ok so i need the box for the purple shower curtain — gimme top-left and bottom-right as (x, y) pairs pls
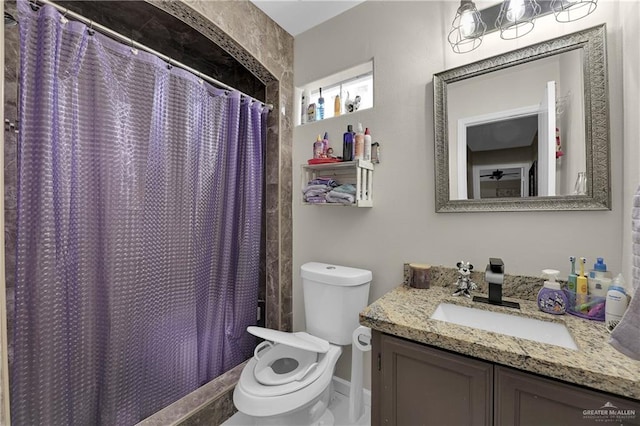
(12, 2), (266, 424)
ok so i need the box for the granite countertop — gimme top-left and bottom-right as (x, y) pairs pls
(360, 284), (640, 401)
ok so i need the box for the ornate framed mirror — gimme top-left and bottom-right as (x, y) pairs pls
(434, 24), (609, 212)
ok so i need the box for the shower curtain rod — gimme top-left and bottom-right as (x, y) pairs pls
(32, 0), (274, 111)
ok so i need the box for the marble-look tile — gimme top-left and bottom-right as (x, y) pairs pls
(361, 285), (640, 400)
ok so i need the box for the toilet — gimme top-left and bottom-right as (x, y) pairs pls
(233, 262), (372, 425)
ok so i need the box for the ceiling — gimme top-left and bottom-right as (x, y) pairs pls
(249, 0), (366, 36)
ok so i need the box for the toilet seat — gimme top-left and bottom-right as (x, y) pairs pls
(247, 327), (330, 389)
(240, 327), (333, 397)
(253, 342), (319, 386)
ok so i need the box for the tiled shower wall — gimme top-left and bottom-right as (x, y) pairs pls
(2, 0), (293, 424)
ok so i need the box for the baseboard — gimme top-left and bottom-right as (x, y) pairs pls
(332, 376), (371, 407)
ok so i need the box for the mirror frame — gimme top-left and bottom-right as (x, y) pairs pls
(433, 24), (610, 212)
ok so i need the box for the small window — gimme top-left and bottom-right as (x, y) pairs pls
(298, 60), (373, 125)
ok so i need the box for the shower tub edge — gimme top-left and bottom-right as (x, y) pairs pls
(136, 360), (246, 426)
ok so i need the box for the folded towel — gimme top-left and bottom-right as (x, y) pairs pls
(609, 293), (640, 360)
(609, 182), (640, 360)
(302, 184), (331, 195)
(326, 190), (355, 204)
(305, 195), (327, 204)
(304, 189), (330, 198)
(309, 177), (338, 187)
(333, 183), (357, 195)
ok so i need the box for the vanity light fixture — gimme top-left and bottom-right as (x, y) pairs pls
(551, 0), (597, 22)
(448, 0), (487, 54)
(448, 0), (598, 53)
(495, 0), (541, 40)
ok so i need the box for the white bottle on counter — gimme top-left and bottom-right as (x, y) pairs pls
(605, 274), (629, 332)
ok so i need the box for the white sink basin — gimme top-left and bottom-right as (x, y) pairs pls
(430, 303), (578, 350)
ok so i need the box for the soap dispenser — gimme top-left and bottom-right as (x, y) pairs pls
(537, 269), (568, 315)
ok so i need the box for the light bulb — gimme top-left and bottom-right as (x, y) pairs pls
(460, 9), (477, 38)
(506, 0), (526, 21)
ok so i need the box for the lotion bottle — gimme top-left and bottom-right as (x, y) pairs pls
(588, 257), (612, 298)
(354, 123), (364, 160)
(364, 128), (372, 161)
(605, 274), (629, 332)
(334, 94), (341, 117)
(537, 269), (567, 314)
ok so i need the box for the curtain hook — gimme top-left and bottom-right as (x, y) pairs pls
(60, 8), (69, 24)
(197, 72), (204, 85)
(166, 59), (173, 70)
(129, 37), (138, 55)
(87, 20), (95, 36)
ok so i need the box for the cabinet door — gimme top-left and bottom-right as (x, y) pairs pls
(495, 365), (640, 426)
(373, 331), (493, 426)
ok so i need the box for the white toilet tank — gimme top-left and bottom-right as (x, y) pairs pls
(300, 262), (372, 345)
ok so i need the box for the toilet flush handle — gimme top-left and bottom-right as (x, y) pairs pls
(253, 341), (273, 361)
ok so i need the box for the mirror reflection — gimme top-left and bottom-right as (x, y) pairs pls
(448, 49), (584, 200)
(433, 25), (610, 212)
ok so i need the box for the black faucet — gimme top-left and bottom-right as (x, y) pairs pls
(473, 258), (520, 309)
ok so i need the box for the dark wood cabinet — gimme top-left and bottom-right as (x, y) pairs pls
(372, 331), (640, 426)
(372, 331), (493, 425)
(495, 366), (640, 426)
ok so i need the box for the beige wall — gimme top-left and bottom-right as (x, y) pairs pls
(293, 1), (627, 387)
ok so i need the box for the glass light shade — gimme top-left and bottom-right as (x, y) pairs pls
(551, 0), (597, 22)
(495, 0), (541, 40)
(448, 0), (486, 54)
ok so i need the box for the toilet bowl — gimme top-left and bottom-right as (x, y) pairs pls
(234, 329), (342, 423)
(232, 262), (372, 425)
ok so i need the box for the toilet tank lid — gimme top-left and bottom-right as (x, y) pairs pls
(301, 262), (372, 286)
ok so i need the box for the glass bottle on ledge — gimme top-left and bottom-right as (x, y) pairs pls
(573, 172), (587, 195)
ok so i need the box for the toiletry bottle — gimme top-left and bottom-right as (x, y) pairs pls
(576, 257), (588, 306)
(354, 123), (365, 160)
(313, 135), (324, 159)
(364, 128), (372, 161)
(301, 90), (309, 125)
(537, 269), (567, 315)
(334, 94), (341, 117)
(371, 142), (380, 163)
(317, 88), (324, 120)
(605, 274), (629, 332)
(343, 125), (354, 162)
(567, 256), (577, 292)
(588, 257), (612, 298)
(307, 102), (316, 123)
(322, 132), (330, 157)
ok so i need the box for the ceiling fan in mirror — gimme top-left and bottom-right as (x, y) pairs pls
(480, 169), (520, 180)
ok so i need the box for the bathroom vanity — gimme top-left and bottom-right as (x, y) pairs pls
(361, 285), (640, 425)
